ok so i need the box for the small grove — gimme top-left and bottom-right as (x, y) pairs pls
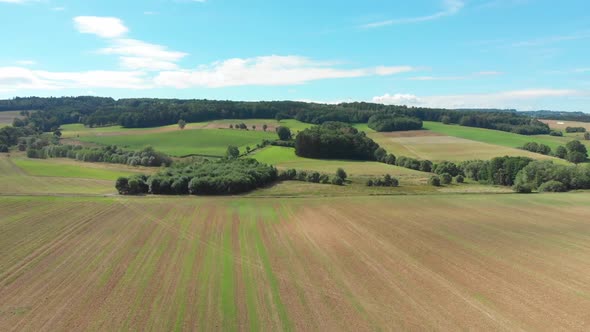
(115, 158), (349, 196)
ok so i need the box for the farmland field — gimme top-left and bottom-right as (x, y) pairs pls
(60, 119), (311, 139)
(2, 194), (590, 330)
(423, 121), (582, 150)
(368, 130), (560, 162)
(0, 111), (23, 127)
(0, 154), (143, 195)
(76, 129), (276, 157)
(541, 119), (590, 132)
(252, 146), (429, 182)
(11, 157), (144, 181)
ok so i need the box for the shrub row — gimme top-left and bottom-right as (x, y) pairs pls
(520, 142), (551, 155)
(565, 127), (586, 133)
(28, 145), (172, 167)
(278, 168), (346, 186)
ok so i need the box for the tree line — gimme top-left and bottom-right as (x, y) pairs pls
(367, 114), (423, 132)
(519, 140), (588, 164)
(27, 145), (172, 167)
(1, 96), (552, 135)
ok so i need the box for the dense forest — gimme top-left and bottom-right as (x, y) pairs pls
(1, 96), (552, 135)
(524, 110), (590, 122)
(295, 122), (380, 160)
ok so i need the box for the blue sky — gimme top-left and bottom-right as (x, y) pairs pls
(0, 0), (588, 111)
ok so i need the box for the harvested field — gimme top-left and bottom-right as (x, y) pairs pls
(60, 119), (311, 139)
(541, 119), (590, 131)
(423, 121), (572, 150)
(0, 111), (23, 127)
(1, 194), (590, 330)
(370, 132), (560, 162)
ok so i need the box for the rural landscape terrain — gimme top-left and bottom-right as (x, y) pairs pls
(1, 0), (589, 330)
(1, 97), (590, 331)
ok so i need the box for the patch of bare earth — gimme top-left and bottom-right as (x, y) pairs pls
(379, 130), (445, 138)
(2, 195), (590, 330)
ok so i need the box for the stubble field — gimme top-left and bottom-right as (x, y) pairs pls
(2, 194), (590, 331)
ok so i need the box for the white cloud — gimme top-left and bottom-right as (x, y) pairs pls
(154, 55), (415, 88)
(52, 7), (66, 11)
(373, 89), (585, 109)
(0, 66), (150, 92)
(98, 38), (188, 71)
(362, 0), (464, 28)
(74, 16), (128, 38)
(372, 93), (421, 105)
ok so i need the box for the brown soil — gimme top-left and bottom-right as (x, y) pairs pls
(2, 195), (590, 330)
(379, 130), (445, 138)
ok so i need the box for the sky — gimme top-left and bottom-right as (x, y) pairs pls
(0, 0), (588, 111)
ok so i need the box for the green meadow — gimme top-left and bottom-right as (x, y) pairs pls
(77, 129), (276, 157)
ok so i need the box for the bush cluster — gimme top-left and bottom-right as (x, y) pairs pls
(278, 168), (345, 186)
(366, 174), (399, 187)
(565, 127), (586, 133)
(513, 161), (590, 193)
(433, 161), (461, 177)
(29, 145), (172, 167)
(554, 140), (588, 164)
(117, 158), (278, 195)
(459, 156), (533, 186)
(549, 130), (563, 137)
(520, 142), (551, 155)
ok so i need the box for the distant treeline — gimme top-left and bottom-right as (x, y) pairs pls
(524, 110), (590, 123)
(27, 145), (172, 167)
(1, 97), (550, 135)
(367, 114), (423, 132)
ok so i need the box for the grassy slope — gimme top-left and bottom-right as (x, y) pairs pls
(11, 158), (137, 181)
(0, 155), (122, 195)
(252, 146), (429, 179)
(2, 194), (590, 330)
(77, 129), (275, 157)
